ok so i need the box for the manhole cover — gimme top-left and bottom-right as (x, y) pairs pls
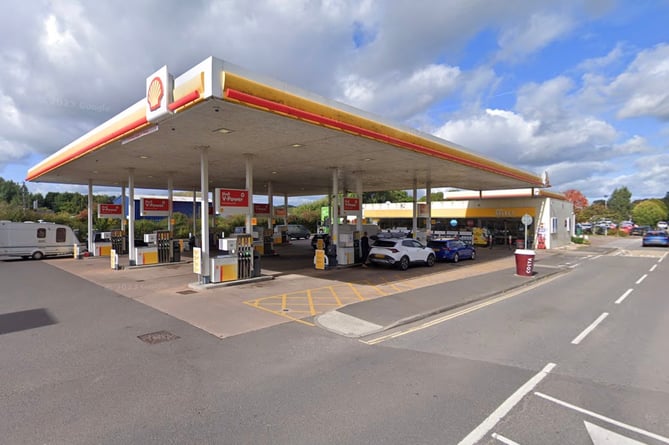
(177, 290), (197, 295)
(137, 330), (180, 344)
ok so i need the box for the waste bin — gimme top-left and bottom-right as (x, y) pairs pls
(515, 238), (524, 249)
(172, 240), (181, 262)
(253, 250), (261, 277)
(325, 244), (338, 269)
(514, 249), (535, 277)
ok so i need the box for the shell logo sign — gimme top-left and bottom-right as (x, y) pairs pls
(145, 65), (173, 122)
(147, 77), (164, 111)
(97, 203), (123, 219)
(140, 197), (170, 216)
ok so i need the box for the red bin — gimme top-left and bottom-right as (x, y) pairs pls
(514, 249), (535, 277)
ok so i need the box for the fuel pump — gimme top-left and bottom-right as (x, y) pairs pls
(155, 230), (171, 263)
(111, 229), (126, 254)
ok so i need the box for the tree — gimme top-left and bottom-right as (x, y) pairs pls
(563, 189), (588, 219)
(363, 190), (413, 203)
(607, 187), (632, 221)
(632, 200), (666, 226)
(418, 192), (444, 202)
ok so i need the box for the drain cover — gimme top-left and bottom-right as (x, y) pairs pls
(177, 290), (197, 295)
(137, 330), (180, 344)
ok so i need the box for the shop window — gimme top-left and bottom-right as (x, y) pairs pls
(37, 228), (46, 238)
(56, 228), (66, 243)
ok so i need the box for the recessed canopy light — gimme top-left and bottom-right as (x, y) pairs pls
(363, 158), (373, 161)
(139, 155), (150, 159)
(214, 127), (233, 134)
(291, 143), (304, 148)
(271, 171), (278, 175)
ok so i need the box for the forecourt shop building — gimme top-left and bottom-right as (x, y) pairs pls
(27, 56), (548, 283)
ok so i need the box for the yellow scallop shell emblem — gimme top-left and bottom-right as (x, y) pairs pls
(147, 77), (164, 111)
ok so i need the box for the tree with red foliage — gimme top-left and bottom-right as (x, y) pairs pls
(563, 189), (589, 219)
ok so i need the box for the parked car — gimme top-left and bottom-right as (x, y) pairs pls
(630, 225), (651, 236)
(642, 230), (669, 247)
(427, 238), (476, 263)
(657, 221), (668, 230)
(577, 222), (593, 233)
(367, 238), (436, 270)
(283, 224), (310, 240)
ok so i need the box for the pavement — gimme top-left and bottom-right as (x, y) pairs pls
(41, 238), (612, 340)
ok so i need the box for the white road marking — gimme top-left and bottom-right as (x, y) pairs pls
(660, 252), (667, 262)
(650, 264), (657, 272)
(571, 312), (608, 345)
(456, 363), (556, 445)
(568, 263), (579, 269)
(534, 392), (669, 444)
(585, 421), (647, 445)
(491, 432), (522, 444)
(590, 255), (602, 260)
(635, 274), (647, 284)
(615, 289), (633, 305)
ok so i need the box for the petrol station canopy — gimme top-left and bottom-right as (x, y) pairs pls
(27, 57), (545, 196)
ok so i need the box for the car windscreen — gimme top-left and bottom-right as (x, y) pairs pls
(373, 240), (397, 247)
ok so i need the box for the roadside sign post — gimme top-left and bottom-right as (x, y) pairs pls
(521, 214), (533, 249)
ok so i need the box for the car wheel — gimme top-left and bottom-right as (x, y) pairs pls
(32, 251), (44, 260)
(470, 251), (476, 260)
(452, 253), (459, 263)
(398, 256), (410, 271)
(426, 254), (435, 267)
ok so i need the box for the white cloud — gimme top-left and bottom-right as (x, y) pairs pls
(496, 12), (574, 62)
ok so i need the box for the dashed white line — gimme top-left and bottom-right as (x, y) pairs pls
(590, 255), (602, 260)
(492, 432), (521, 444)
(659, 252), (667, 263)
(615, 289), (633, 305)
(636, 274), (648, 284)
(571, 312), (609, 345)
(457, 363), (556, 445)
(649, 264), (657, 272)
(534, 392), (669, 444)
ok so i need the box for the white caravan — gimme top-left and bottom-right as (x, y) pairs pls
(0, 220), (82, 260)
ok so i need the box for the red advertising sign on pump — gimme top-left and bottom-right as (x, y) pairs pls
(140, 197), (170, 216)
(215, 188), (249, 215)
(97, 203), (123, 219)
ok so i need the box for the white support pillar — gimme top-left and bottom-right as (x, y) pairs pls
(426, 178), (432, 236)
(283, 194), (288, 226)
(332, 168), (340, 248)
(245, 155), (254, 235)
(87, 180), (94, 254)
(412, 177), (418, 237)
(192, 189), (197, 236)
(199, 148), (210, 283)
(128, 169), (136, 265)
(167, 174), (174, 234)
(355, 175), (363, 232)
(121, 185), (126, 232)
(267, 181), (273, 230)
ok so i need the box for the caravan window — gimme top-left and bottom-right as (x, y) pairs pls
(37, 228), (46, 238)
(56, 228), (66, 243)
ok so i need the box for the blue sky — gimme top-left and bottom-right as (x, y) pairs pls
(1, 0), (668, 204)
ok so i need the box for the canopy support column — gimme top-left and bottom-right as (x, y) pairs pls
(332, 168), (339, 248)
(245, 155), (254, 235)
(128, 169), (135, 265)
(412, 178), (418, 237)
(199, 148), (210, 283)
(87, 180), (93, 254)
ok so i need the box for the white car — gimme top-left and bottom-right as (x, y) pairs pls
(657, 221), (668, 230)
(367, 238), (436, 270)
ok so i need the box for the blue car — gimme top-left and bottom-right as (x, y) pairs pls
(427, 238), (476, 262)
(642, 230), (669, 247)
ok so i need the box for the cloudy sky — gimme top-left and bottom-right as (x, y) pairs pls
(1, 0), (668, 203)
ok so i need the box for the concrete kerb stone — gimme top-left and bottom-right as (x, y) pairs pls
(316, 266), (569, 339)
